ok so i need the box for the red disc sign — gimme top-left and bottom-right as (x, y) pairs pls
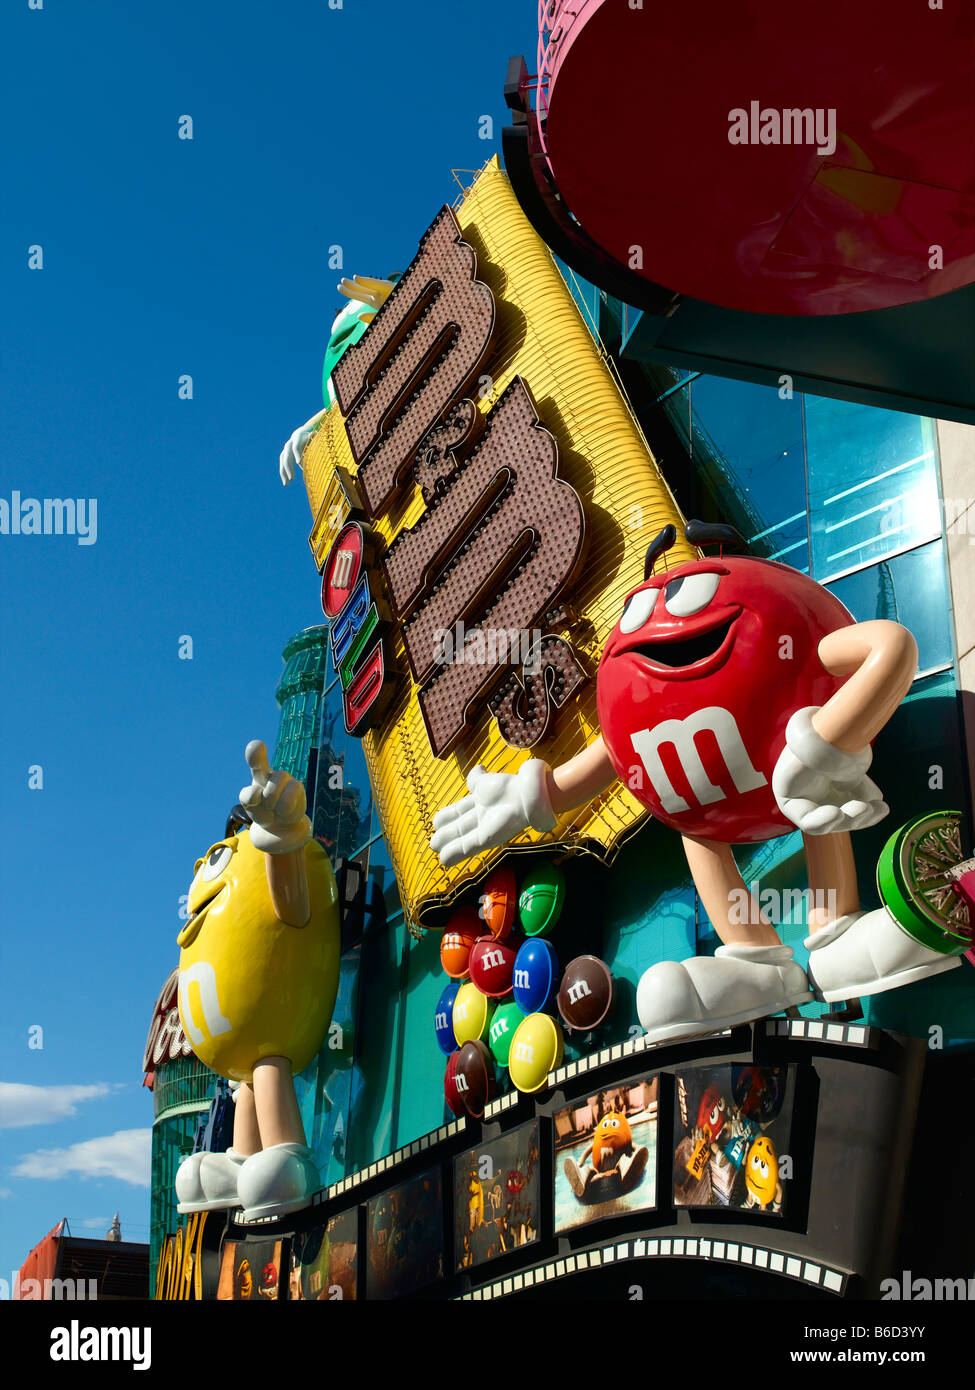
(322, 523), (365, 618)
(545, 0), (975, 315)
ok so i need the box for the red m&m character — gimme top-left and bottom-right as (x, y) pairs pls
(431, 520), (955, 1043)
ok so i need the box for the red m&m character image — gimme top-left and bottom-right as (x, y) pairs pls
(696, 1084), (728, 1144)
(431, 520), (960, 1044)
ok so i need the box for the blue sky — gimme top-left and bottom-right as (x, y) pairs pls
(0, 0), (538, 1283)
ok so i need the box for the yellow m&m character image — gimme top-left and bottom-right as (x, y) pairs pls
(175, 741), (340, 1222)
(743, 1135), (782, 1212)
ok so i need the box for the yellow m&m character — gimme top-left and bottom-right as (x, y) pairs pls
(175, 741), (340, 1222)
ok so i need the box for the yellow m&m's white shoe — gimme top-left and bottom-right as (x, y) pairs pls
(177, 1149), (248, 1214)
(237, 1143), (322, 1222)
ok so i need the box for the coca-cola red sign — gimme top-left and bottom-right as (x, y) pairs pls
(142, 968), (194, 1086)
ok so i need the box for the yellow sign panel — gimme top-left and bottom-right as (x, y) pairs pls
(155, 1211), (209, 1300)
(302, 158), (692, 929)
(308, 466), (357, 572)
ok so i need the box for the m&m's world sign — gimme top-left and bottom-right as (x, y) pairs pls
(321, 514), (395, 736)
(302, 158), (690, 928)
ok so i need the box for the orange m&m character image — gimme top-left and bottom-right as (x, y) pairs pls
(565, 1110), (649, 1202)
(592, 1113), (633, 1171)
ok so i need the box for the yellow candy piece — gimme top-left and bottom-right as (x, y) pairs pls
(508, 1012), (564, 1094)
(452, 981), (495, 1047)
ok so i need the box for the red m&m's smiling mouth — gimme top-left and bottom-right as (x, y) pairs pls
(607, 561), (742, 681)
(617, 610), (740, 675)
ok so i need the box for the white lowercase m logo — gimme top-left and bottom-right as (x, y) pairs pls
(513, 1042), (534, 1064)
(332, 547), (357, 588)
(178, 962), (232, 1046)
(567, 980), (591, 1005)
(630, 706), (766, 814)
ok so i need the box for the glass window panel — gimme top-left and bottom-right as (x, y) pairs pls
(311, 689), (374, 861)
(805, 398), (940, 580)
(294, 942), (363, 1186)
(602, 821), (698, 994)
(659, 380), (692, 455)
(336, 732), (374, 861)
(366, 834), (402, 917)
(732, 831), (809, 951)
(826, 541), (953, 674)
(657, 367), (695, 399)
(345, 914), (406, 1169)
(641, 364), (695, 404)
(689, 376), (809, 570)
(272, 688), (321, 781)
(311, 686), (348, 857)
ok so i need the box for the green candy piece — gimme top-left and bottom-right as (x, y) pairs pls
(487, 1000), (525, 1068)
(518, 863), (566, 938)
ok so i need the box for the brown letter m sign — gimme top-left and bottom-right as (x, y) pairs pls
(331, 205), (587, 757)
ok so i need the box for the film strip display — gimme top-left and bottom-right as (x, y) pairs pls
(481, 1016), (875, 1121)
(485, 1028), (736, 1119)
(181, 1021), (901, 1300)
(759, 1018), (874, 1047)
(321, 1118), (469, 1201)
(457, 1239), (849, 1301)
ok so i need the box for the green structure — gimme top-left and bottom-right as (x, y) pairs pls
(147, 1052), (213, 1283)
(272, 625), (332, 780)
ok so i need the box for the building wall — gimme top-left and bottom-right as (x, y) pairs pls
(293, 287), (975, 1185)
(936, 418), (975, 778)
